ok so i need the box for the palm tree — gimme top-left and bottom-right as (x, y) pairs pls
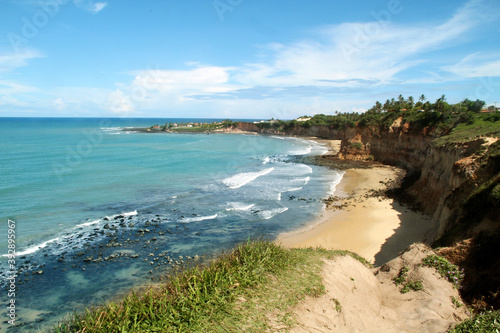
(419, 94), (426, 103)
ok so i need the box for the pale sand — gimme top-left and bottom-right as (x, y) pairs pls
(276, 166), (433, 265)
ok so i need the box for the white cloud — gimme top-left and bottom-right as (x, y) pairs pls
(443, 53), (500, 78)
(132, 66), (236, 93)
(53, 98), (65, 110)
(73, 0), (107, 14)
(106, 89), (134, 114)
(0, 49), (43, 72)
(104, 0), (495, 118)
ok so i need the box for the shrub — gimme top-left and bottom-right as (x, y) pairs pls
(449, 310), (500, 333)
(422, 255), (464, 288)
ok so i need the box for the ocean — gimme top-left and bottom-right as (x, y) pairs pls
(0, 117), (343, 331)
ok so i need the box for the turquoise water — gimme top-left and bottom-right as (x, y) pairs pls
(0, 117), (342, 331)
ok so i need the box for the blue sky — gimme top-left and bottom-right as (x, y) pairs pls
(1, 0), (499, 119)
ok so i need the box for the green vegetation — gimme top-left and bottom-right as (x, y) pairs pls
(432, 114), (500, 146)
(332, 298), (342, 313)
(55, 241), (369, 332)
(350, 142), (364, 150)
(251, 95), (497, 141)
(448, 310), (500, 333)
(451, 296), (463, 309)
(401, 280), (423, 294)
(422, 255), (464, 288)
(392, 266), (423, 293)
(393, 266), (410, 286)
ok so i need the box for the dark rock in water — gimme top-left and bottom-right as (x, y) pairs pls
(34, 270), (44, 275)
(120, 219), (125, 222)
(103, 223), (110, 229)
(115, 215), (124, 220)
(103, 217), (109, 221)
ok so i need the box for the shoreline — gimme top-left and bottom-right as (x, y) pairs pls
(275, 142), (433, 265)
(122, 129), (432, 266)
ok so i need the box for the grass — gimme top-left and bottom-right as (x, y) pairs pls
(392, 266), (423, 293)
(393, 266), (410, 286)
(432, 115), (500, 147)
(451, 296), (463, 309)
(332, 298), (342, 313)
(401, 280), (424, 294)
(448, 310), (500, 333)
(54, 241), (369, 332)
(422, 255), (465, 288)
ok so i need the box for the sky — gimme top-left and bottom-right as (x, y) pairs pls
(1, 0), (500, 119)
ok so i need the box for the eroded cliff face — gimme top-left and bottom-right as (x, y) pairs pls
(236, 119), (498, 245)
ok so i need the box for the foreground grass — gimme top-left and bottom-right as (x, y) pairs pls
(448, 310), (500, 333)
(55, 241), (368, 332)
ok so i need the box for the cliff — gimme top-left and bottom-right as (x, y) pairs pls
(236, 118), (500, 309)
(236, 119), (498, 243)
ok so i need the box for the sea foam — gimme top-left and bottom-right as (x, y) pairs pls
(181, 214), (218, 223)
(225, 203), (255, 211)
(222, 168), (275, 189)
(258, 207), (288, 220)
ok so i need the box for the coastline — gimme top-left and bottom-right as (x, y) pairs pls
(121, 129), (432, 265)
(276, 148), (433, 265)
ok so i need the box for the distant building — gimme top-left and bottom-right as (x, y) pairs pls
(480, 107), (499, 113)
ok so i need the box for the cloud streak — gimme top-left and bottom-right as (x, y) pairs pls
(125, 0), (495, 107)
(73, 0), (107, 14)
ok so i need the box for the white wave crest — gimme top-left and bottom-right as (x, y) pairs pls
(222, 168), (275, 189)
(225, 203), (255, 211)
(8, 237), (60, 257)
(284, 187), (303, 193)
(122, 210), (138, 217)
(329, 171), (345, 194)
(77, 219), (100, 228)
(258, 207), (288, 220)
(289, 146), (312, 155)
(182, 214), (218, 223)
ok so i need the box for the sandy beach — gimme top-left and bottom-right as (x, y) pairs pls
(276, 149), (433, 265)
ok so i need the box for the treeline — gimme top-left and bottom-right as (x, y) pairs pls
(256, 95), (498, 132)
(150, 119), (236, 132)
